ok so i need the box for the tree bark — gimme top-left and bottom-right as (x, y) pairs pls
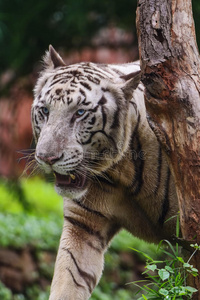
(136, 0), (200, 297)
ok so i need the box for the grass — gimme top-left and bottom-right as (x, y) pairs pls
(0, 213), (62, 250)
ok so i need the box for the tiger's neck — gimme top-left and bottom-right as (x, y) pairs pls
(106, 96), (166, 199)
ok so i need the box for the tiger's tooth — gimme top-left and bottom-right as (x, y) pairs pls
(69, 174), (76, 180)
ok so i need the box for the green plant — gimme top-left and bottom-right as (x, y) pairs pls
(0, 282), (12, 300)
(0, 212), (62, 250)
(0, 177), (63, 217)
(132, 215), (199, 299)
(1, 0), (200, 78)
(132, 240), (198, 299)
(0, 0), (138, 76)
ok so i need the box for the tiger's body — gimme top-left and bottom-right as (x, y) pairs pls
(32, 46), (178, 300)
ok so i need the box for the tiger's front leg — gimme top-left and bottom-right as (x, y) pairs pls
(49, 199), (118, 300)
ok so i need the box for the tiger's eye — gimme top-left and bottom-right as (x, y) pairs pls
(42, 107), (49, 115)
(76, 109), (85, 117)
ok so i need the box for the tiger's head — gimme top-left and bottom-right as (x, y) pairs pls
(32, 46), (140, 199)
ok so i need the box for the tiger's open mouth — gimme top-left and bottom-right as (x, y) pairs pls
(54, 171), (87, 189)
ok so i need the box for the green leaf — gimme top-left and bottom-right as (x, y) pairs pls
(183, 263), (191, 268)
(158, 269), (170, 281)
(177, 257), (185, 263)
(140, 294), (159, 299)
(146, 264), (157, 272)
(159, 288), (169, 296)
(165, 266), (174, 273)
(130, 247), (154, 262)
(191, 267), (198, 273)
(190, 243), (200, 250)
(162, 240), (177, 256)
(185, 286), (198, 293)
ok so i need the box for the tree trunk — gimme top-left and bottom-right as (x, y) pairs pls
(136, 0), (200, 297)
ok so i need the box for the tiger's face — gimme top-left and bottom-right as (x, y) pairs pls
(32, 47), (140, 199)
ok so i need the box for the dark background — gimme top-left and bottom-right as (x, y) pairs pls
(0, 0), (199, 78)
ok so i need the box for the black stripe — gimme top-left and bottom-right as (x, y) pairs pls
(96, 173), (116, 187)
(67, 97), (73, 105)
(87, 75), (100, 85)
(67, 268), (85, 289)
(129, 114), (144, 196)
(73, 200), (106, 218)
(81, 69), (94, 75)
(59, 160), (82, 167)
(63, 248), (96, 293)
(129, 101), (138, 114)
(80, 81), (92, 90)
(34, 126), (40, 136)
(82, 130), (117, 152)
(98, 96), (107, 105)
(79, 88), (86, 98)
(111, 105), (120, 129)
(53, 70), (77, 80)
(86, 241), (101, 253)
(34, 114), (38, 125)
(88, 116), (96, 125)
(45, 89), (51, 96)
(80, 113), (91, 123)
(83, 66), (108, 78)
(70, 82), (78, 88)
(132, 113), (140, 136)
(77, 96), (82, 105)
(60, 79), (71, 84)
(101, 106), (107, 130)
(64, 216), (105, 249)
(69, 70), (83, 77)
(130, 133), (144, 196)
(82, 98), (91, 106)
(158, 168), (170, 225)
(154, 146), (162, 195)
(138, 85), (144, 92)
(110, 68), (124, 75)
(49, 95), (53, 104)
(38, 111), (44, 120)
(49, 78), (65, 87)
(63, 155), (78, 162)
(101, 87), (110, 92)
(97, 96), (108, 132)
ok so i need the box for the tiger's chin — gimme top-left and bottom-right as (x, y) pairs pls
(54, 171), (88, 199)
(55, 185), (88, 199)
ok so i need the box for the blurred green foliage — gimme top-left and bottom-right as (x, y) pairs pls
(0, 177), (62, 217)
(1, 0), (200, 77)
(0, 0), (200, 77)
(0, 213), (62, 250)
(0, 0), (137, 76)
(193, 0), (200, 45)
(0, 281), (49, 300)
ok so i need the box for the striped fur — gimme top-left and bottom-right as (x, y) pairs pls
(32, 46), (178, 300)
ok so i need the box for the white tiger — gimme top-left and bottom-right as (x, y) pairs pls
(32, 45), (178, 300)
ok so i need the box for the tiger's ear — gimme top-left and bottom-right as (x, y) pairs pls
(120, 70), (141, 100)
(43, 45), (66, 69)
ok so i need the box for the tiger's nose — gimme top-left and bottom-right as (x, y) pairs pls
(37, 153), (63, 165)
